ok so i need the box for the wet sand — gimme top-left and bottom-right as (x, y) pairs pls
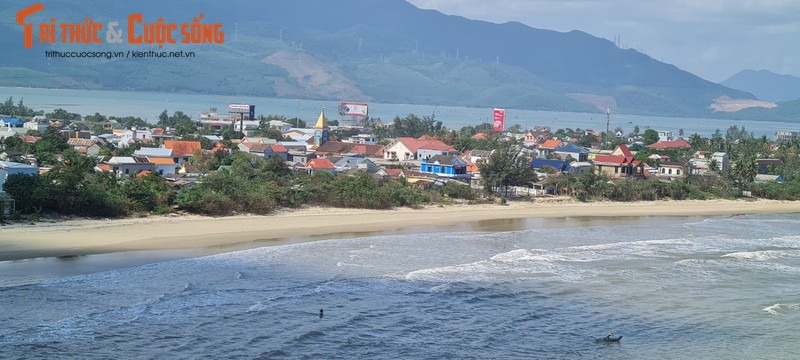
(1, 199), (799, 284)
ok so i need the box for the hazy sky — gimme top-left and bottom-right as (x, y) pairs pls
(407, 0), (800, 83)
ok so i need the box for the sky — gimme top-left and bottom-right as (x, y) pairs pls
(406, 0), (800, 83)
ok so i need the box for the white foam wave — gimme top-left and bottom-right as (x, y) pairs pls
(764, 303), (800, 316)
(722, 250), (800, 261)
(406, 249), (594, 283)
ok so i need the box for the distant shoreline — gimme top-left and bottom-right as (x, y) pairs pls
(2, 199), (799, 263)
(1, 86), (791, 133)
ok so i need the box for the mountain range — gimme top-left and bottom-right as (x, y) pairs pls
(722, 69), (800, 103)
(0, 0), (778, 119)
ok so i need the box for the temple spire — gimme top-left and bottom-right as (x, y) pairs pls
(314, 109), (328, 129)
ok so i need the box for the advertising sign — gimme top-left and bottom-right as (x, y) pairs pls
(338, 102), (369, 117)
(492, 108), (505, 132)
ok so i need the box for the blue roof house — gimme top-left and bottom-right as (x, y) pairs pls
(554, 143), (589, 161)
(1, 118), (24, 128)
(532, 158), (572, 173)
(420, 155), (468, 178)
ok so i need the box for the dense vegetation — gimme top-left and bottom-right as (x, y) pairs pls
(1, 151), (476, 219)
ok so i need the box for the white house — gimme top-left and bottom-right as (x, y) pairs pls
(105, 156), (154, 178)
(342, 134), (376, 144)
(119, 128), (153, 147)
(25, 116), (50, 133)
(383, 137), (458, 160)
(658, 130), (675, 142)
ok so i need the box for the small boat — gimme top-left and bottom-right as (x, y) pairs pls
(601, 335), (623, 343)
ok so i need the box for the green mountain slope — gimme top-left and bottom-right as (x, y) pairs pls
(0, 0), (757, 117)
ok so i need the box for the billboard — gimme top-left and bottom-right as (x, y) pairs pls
(228, 103), (255, 120)
(338, 102), (369, 117)
(492, 108), (505, 132)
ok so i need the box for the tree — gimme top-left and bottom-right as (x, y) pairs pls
(478, 143), (537, 196)
(688, 133), (704, 150)
(642, 129), (659, 145)
(158, 110), (169, 127)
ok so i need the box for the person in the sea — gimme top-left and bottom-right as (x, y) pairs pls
(605, 332), (614, 341)
(319, 308), (324, 319)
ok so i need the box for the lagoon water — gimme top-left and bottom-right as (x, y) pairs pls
(2, 86), (798, 137)
(2, 214), (800, 359)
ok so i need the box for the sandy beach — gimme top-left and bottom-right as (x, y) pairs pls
(2, 198), (799, 262)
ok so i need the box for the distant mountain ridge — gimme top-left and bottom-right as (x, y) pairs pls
(722, 69), (800, 103)
(0, 0), (761, 118)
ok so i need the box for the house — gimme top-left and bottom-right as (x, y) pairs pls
(283, 128), (316, 141)
(1, 118), (23, 128)
(342, 134), (377, 144)
(0, 161), (38, 193)
(267, 120), (293, 133)
(523, 130), (550, 147)
(569, 161), (594, 175)
(657, 162), (687, 179)
(712, 152), (730, 172)
(535, 139), (562, 158)
(532, 158), (571, 173)
(134, 147), (174, 159)
(333, 156), (380, 173)
(25, 116), (50, 133)
(420, 155), (469, 178)
(658, 130), (675, 141)
(264, 144), (289, 161)
(775, 131), (798, 143)
(465, 149), (493, 164)
(756, 159), (783, 174)
(105, 156), (154, 178)
(279, 141), (309, 152)
(305, 158), (335, 175)
(288, 151), (317, 165)
(147, 157), (177, 176)
(67, 138), (103, 156)
(383, 137), (458, 160)
(593, 144), (644, 178)
(119, 127), (153, 146)
(554, 143), (589, 161)
(647, 140), (692, 150)
(238, 141), (270, 156)
(382, 168), (407, 179)
(471, 132), (491, 140)
(163, 140), (201, 166)
(754, 174), (784, 183)
(240, 137), (278, 145)
(232, 120), (261, 136)
(314, 141), (384, 158)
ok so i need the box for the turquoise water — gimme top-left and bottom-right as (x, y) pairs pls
(1, 86), (796, 137)
(2, 214), (799, 359)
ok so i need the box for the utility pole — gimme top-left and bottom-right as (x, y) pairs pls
(605, 107), (612, 150)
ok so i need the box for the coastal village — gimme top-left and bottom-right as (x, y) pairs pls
(1, 99), (799, 218)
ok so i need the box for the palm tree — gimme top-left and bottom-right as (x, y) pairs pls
(688, 133), (704, 150)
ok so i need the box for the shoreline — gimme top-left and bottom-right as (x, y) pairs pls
(2, 199), (800, 263)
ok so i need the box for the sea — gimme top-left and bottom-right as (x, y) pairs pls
(2, 86), (799, 137)
(2, 214), (800, 359)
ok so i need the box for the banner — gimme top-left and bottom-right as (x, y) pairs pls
(338, 102), (369, 117)
(492, 108), (505, 132)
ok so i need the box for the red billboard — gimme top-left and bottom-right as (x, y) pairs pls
(492, 108), (505, 132)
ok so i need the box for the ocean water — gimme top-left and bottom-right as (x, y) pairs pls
(2, 214), (800, 359)
(2, 86), (796, 137)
